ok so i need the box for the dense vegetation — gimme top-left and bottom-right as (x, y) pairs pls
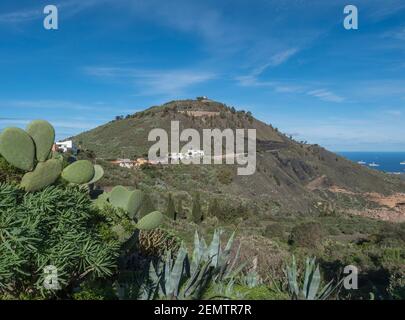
(1, 117), (404, 300)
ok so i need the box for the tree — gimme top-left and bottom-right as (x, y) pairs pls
(208, 197), (220, 217)
(191, 192), (203, 224)
(177, 198), (184, 219)
(165, 193), (176, 220)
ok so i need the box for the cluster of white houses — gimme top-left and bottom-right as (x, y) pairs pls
(110, 158), (155, 168)
(168, 148), (205, 161)
(53, 140), (205, 168)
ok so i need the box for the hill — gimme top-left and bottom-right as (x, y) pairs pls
(74, 99), (405, 220)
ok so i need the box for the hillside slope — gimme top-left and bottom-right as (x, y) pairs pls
(74, 99), (405, 218)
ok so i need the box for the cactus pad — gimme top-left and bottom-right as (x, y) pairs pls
(109, 186), (144, 218)
(0, 127), (35, 171)
(61, 160), (95, 184)
(20, 159), (62, 192)
(136, 211), (164, 230)
(87, 164), (104, 185)
(26, 120), (55, 162)
(93, 192), (110, 209)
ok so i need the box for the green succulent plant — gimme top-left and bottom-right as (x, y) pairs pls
(131, 229), (241, 300)
(109, 186), (144, 219)
(20, 159), (63, 192)
(93, 192), (110, 209)
(285, 256), (343, 300)
(136, 211), (164, 230)
(0, 127), (35, 171)
(26, 120), (55, 162)
(0, 120), (104, 192)
(87, 164), (104, 185)
(62, 160), (95, 184)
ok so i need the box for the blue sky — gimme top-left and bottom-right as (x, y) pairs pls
(1, 0), (405, 151)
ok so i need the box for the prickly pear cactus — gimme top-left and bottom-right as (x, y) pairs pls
(26, 120), (55, 162)
(87, 164), (104, 185)
(20, 159), (63, 192)
(61, 160), (95, 184)
(109, 186), (129, 208)
(93, 192), (110, 209)
(136, 211), (164, 230)
(0, 127), (35, 171)
(128, 190), (144, 218)
(109, 186), (144, 218)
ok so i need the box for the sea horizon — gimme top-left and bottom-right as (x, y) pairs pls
(337, 151), (405, 174)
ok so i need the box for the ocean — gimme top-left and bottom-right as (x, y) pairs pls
(337, 152), (405, 174)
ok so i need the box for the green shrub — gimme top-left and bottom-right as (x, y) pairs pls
(191, 192), (203, 223)
(387, 268), (405, 299)
(0, 183), (119, 299)
(263, 223), (286, 240)
(165, 193), (176, 220)
(374, 222), (405, 247)
(288, 222), (325, 248)
(217, 167), (234, 185)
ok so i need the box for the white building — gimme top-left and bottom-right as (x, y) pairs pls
(168, 148), (205, 161)
(55, 140), (77, 154)
(111, 159), (134, 168)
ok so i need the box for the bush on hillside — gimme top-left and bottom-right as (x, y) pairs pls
(263, 223), (286, 240)
(0, 183), (119, 299)
(288, 221), (325, 248)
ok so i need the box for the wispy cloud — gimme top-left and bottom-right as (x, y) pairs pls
(307, 89), (345, 103)
(236, 71), (345, 104)
(0, 0), (107, 25)
(235, 48), (301, 90)
(391, 27), (405, 41)
(85, 66), (216, 96)
(385, 110), (402, 116)
(0, 8), (41, 24)
(0, 118), (97, 130)
(250, 48), (299, 76)
(365, 0), (405, 21)
(0, 99), (136, 114)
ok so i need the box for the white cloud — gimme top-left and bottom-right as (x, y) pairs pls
(250, 48), (298, 77)
(307, 89), (345, 103)
(235, 48), (301, 91)
(85, 66), (216, 96)
(0, 0), (107, 25)
(385, 110), (402, 116)
(0, 9), (41, 24)
(0, 99), (136, 114)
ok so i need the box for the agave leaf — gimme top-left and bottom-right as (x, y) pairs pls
(171, 244), (187, 297)
(307, 265), (321, 300)
(303, 257), (311, 297)
(224, 231), (235, 253)
(191, 230), (201, 272)
(207, 229), (220, 267)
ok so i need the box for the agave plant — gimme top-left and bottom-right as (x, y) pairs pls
(285, 256), (342, 300)
(116, 229), (244, 300)
(191, 229), (245, 282)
